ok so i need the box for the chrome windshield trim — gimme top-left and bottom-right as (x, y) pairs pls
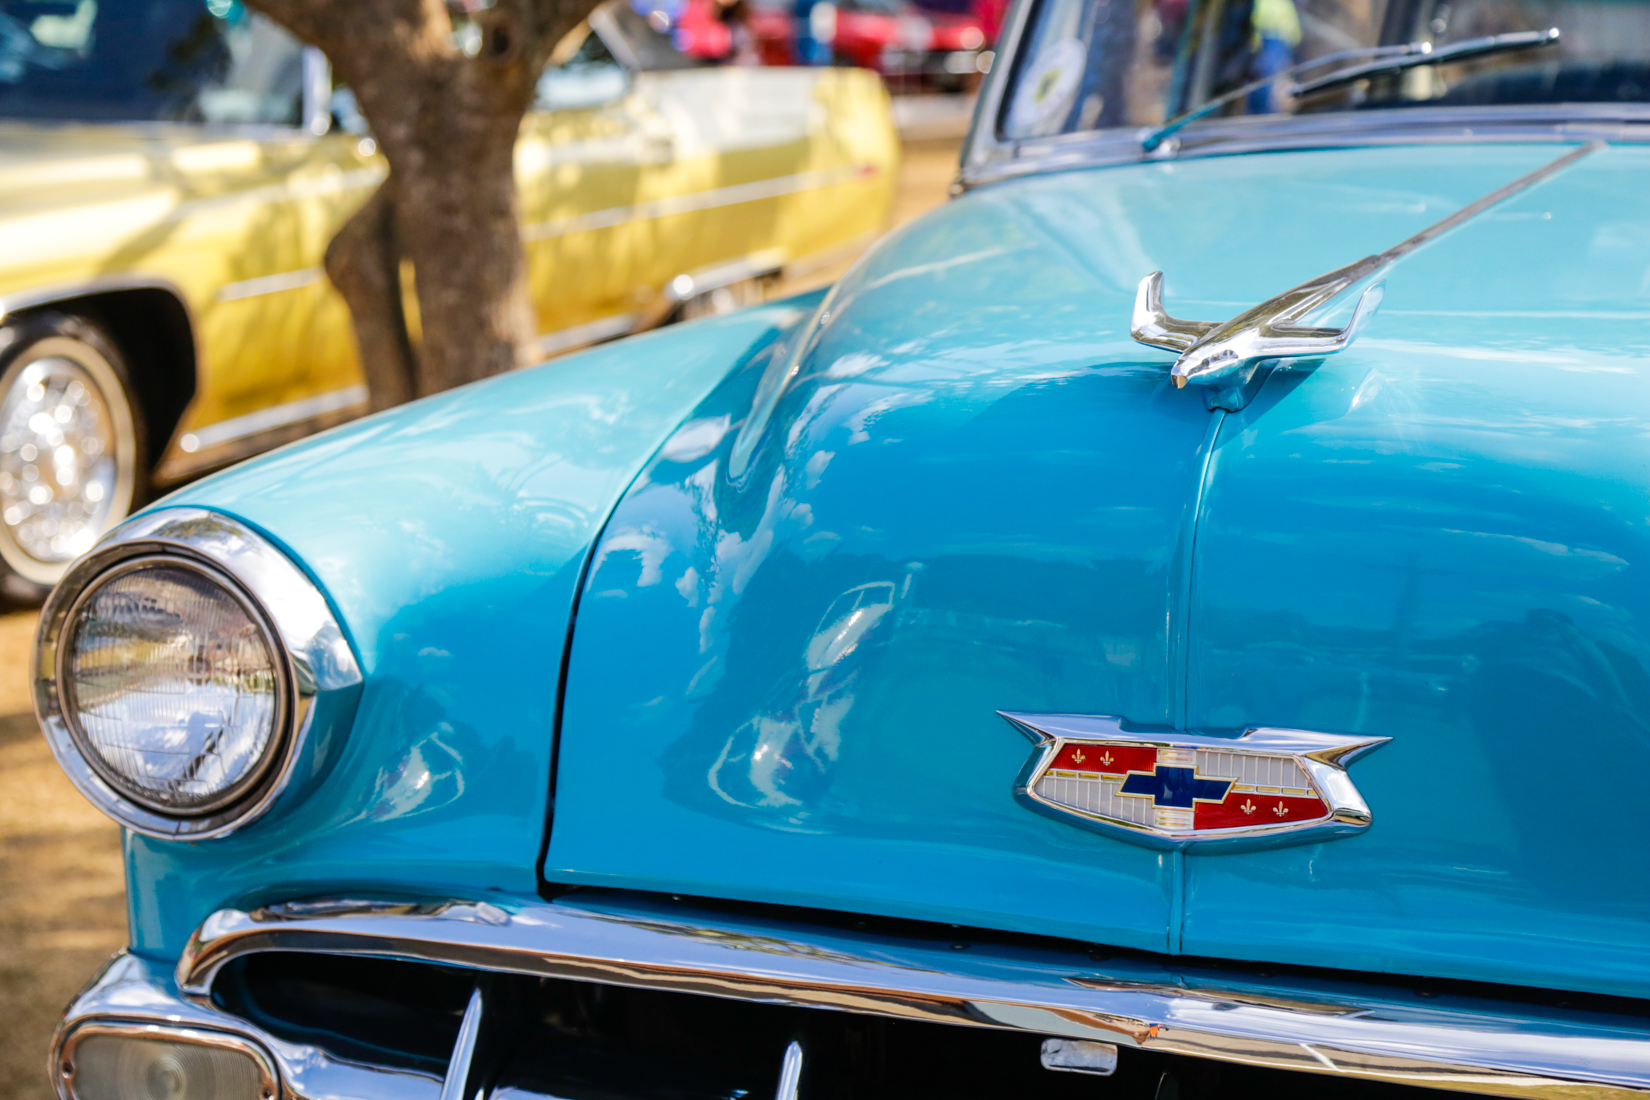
(176, 892), (1650, 1099)
(33, 506), (363, 840)
(960, 102), (1650, 190)
(960, 0), (1037, 176)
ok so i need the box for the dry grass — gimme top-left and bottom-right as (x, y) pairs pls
(0, 133), (961, 1098)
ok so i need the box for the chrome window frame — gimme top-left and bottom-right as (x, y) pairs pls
(56, 1020), (281, 1100)
(33, 506), (362, 840)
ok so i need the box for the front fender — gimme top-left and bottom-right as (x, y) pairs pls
(121, 295), (822, 961)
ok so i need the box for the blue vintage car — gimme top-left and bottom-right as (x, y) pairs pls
(28, 0), (1650, 1093)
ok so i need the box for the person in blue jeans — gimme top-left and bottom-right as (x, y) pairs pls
(1247, 0), (1301, 112)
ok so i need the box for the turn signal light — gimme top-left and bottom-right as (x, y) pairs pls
(60, 1026), (276, 1100)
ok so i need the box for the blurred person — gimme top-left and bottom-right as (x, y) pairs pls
(1154, 0), (1189, 60)
(1247, 0), (1300, 111)
(720, 0), (762, 63)
(793, 0), (834, 63)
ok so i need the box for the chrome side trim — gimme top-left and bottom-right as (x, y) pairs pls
(56, 1019), (282, 1100)
(154, 406), (367, 486)
(536, 313), (638, 357)
(635, 249), (787, 332)
(520, 163), (877, 243)
(33, 506), (363, 840)
(537, 249), (788, 356)
(175, 892), (1650, 1100)
(215, 267), (324, 304)
(178, 384), (368, 452)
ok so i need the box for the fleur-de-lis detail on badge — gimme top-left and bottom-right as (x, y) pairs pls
(1241, 799), (1257, 815)
(1072, 749), (1085, 764)
(1274, 802), (1289, 818)
(1100, 751), (1114, 766)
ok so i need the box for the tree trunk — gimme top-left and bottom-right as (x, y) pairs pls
(247, 0), (597, 403)
(324, 183), (416, 411)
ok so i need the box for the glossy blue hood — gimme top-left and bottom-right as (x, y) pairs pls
(550, 141), (1650, 997)
(120, 299), (821, 959)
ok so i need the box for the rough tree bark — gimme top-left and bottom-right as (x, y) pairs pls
(245, 0), (602, 408)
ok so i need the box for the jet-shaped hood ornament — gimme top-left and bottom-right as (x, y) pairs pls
(1131, 142), (1599, 411)
(1132, 264), (1384, 406)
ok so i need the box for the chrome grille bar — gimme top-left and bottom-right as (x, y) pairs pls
(168, 891), (1650, 1100)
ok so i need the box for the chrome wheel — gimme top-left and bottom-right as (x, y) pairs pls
(0, 329), (139, 587)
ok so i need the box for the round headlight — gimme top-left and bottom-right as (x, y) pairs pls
(35, 507), (362, 840)
(60, 557), (287, 816)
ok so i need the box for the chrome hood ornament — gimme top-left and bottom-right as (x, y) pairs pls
(1003, 712), (1389, 852)
(1132, 265), (1384, 402)
(1131, 141), (1600, 411)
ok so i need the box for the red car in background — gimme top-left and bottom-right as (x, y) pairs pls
(746, 0), (991, 91)
(665, 0), (737, 60)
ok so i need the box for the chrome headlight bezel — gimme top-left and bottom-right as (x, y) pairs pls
(34, 507), (362, 840)
(56, 552), (293, 818)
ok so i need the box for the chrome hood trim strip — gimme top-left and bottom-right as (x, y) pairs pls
(173, 893), (1650, 1099)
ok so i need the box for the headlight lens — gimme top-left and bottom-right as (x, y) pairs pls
(62, 559), (283, 815)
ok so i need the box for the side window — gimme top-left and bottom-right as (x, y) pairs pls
(0, 0), (304, 125)
(535, 24), (630, 111)
(194, 4), (305, 125)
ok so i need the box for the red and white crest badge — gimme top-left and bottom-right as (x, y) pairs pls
(1002, 713), (1388, 851)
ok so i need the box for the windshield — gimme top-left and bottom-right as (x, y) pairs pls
(1000, 0), (1650, 139)
(0, 0), (305, 124)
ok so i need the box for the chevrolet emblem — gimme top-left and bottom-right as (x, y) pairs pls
(1001, 712), (1388, 852)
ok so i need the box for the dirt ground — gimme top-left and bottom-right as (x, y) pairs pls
(0, 613), (126, 1100)
(0, 132), (963, 1098)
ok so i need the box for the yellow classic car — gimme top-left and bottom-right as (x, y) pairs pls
(0, 0), (897, 598)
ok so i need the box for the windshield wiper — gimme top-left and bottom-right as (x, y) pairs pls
(1141, 28), (1560, 153)
(1294, 27), (1560, 96)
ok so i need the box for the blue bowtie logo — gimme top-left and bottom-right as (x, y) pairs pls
(1119, 766), (1231, 808)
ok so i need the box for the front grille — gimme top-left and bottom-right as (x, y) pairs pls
(211, 952), (1462, 1099)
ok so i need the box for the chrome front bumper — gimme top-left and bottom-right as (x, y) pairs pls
(59, 891), (1650, 1100)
